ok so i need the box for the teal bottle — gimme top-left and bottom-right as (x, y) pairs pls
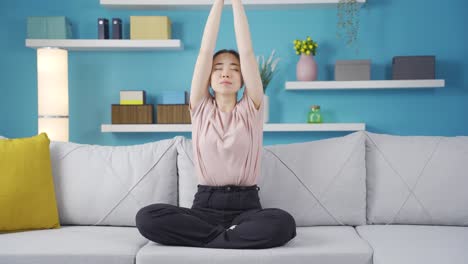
(307, 105), (322, 123)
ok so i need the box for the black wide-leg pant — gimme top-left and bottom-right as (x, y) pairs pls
(135, 184), (297, 249)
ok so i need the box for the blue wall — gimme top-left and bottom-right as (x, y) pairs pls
(1, 0), (467, 146)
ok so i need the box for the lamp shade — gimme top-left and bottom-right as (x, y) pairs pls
(37, 48), (69, 142)
(38, 118), (69, 142)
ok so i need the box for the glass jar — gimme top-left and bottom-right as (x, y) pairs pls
(307, 105), (322, 123)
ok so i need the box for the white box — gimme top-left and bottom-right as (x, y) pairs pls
(120, 90), (146, 105)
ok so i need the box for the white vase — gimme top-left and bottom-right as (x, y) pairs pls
(263, 94), (269, 123)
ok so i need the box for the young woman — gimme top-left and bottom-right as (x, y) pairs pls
(136, 0), (297, 249)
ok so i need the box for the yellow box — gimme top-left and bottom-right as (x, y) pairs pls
(120, 100), (144, 105)
(130, 16), (171, 40)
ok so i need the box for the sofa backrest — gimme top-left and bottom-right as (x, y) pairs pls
(49, 137), (179, 226)
(365, 131), (468, 226)
(177, 131), (367, 226)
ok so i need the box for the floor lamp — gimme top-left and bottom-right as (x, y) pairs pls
(37, 48), (69, 142)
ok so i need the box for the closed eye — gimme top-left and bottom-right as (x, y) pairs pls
(214, 68), (238, 72)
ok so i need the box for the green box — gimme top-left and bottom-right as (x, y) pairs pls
(27, 16), (73, 39)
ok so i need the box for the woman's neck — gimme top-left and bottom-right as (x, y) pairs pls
(215, 93), (237, 112)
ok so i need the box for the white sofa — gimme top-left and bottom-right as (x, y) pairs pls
(1, 131), (467, 264)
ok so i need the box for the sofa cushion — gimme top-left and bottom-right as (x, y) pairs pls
(0, 226), (148, 264)
(177, 131), (367, 226)
(176, 136), (198, 207)
(356, 225), (468, 264)
(365, 131), (468, 225)
(49, 137), (179, 226)
(0, 133), (60, 232)
(136, 226), (372, 264)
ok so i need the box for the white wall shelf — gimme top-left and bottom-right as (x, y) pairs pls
(285, 80), (445, 90)
(25, 39), (183, 51)
(100, 0), (366, 10)
(101, 123), (366, 132)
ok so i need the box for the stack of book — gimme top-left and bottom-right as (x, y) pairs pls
(112, 91), (153, 124)
(157, 91), (191, 124)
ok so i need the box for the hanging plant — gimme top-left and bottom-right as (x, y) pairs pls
(336, 0), (362, 50)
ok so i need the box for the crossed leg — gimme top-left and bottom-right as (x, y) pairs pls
(136, 204), (297, 249)
(135, 203), (225, 247)
(204, 208), (297, 249)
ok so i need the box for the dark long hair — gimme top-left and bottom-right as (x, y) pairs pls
(213, 49), (240, 61)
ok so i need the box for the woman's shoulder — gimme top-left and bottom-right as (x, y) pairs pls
(238, 92), (263, 114)
(189, 93), (215, 117)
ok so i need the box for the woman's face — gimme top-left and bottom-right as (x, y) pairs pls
(210, 53), (243, 96)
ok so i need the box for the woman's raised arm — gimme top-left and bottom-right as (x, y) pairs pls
(232, 0), (264, 109)
(190, 0), (224, 110)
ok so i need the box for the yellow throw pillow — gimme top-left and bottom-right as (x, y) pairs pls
(0, 133), (60, 232)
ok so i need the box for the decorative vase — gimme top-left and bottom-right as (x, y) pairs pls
(263, 94), (269, 123)
(296, 54), (318, 81)
(307, 105), (322, 123)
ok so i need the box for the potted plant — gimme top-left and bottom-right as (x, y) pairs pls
(293, 36), (318, 81)
(257, 50), (280, 123)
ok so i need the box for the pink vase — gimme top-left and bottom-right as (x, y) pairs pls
(296, 54), (318, 81)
